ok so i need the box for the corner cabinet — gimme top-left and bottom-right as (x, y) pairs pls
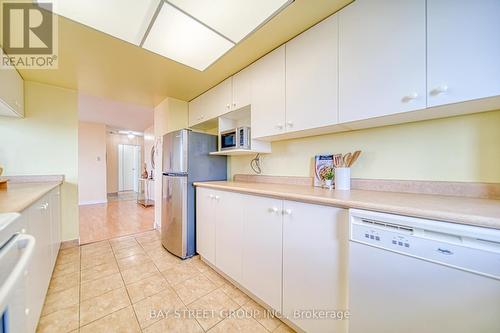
(338, 0), (426, 123)
(0, 62), (24, 117)
(427, 0), (500, 107)
(195, 186), (349, 333)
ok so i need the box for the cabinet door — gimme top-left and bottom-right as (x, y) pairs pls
(196, 187), (217, 264)
(251, 45), (286, 138)
(242, 195), (283, 312)
(215, 190), (243, 283)
(26, 197), (52, 330)
(232, 67), (251, 110)
(206, 77), (232, 118)
(283, 201), (349, 333)
(50, 187), (62, 267)
(427, 0), (500, 107)
(339, 0), (426, 123)
(0, 63), (24, 117)
(188, 94), (207, 127)
(286, 14), (339, 132)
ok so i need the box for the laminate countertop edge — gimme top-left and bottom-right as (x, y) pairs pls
(0, 181), (62, 213)
(194, 181), (500, 230)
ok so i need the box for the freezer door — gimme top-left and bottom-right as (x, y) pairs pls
(163, 129), (188, 173)
(161, 175), (188, 258)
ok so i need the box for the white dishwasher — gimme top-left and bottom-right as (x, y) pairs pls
(348, 209), (500, 333)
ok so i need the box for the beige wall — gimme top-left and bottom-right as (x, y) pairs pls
(78, 122), (107, 204)
(153, 97), (189, 227)
(106, 132), (144, 194)
(229, 110), (500, 183)
(0, 81), (79, 241)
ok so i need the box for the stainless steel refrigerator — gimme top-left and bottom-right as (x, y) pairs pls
(161, 129), (227, 259)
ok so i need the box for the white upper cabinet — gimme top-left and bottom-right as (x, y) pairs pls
(251, 45), (286, 138)
(286, 14), (339, 132)
(231, 67), (252, 111)
(189, 78), (232, 127)
(0, 63), (24, 118)
(338, 0), (426, 123)
(427, 0), (500, 107)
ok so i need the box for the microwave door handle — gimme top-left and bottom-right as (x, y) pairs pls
(0, 234), (36, 307)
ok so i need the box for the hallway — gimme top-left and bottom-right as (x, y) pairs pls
(79, 200), (154, 244)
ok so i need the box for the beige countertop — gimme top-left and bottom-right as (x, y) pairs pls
(194, 181), (500, 230)
(0, 182), (62, 213)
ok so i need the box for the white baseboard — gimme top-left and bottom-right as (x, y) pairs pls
(79, 199), (108, 206)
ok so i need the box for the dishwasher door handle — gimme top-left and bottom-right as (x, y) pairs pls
(0, 234), (36, 307)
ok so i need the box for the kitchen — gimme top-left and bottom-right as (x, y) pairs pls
(0, 0), (500, 332)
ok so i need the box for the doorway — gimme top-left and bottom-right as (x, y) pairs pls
(118, 144), (141, 192)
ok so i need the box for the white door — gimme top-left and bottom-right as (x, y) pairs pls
(427, 0), (500, 107)
(283, 201), (349, 333)
(251, 45), (286, 138)
(119, 144), (140, 192)
(242, 195), (283, 312)
(338, 0), (426, 123)
(215, 190), (244, 283)
(286, 13), (339, 132)
(196, 188), (217, 264)
(232, 67), (252, 110)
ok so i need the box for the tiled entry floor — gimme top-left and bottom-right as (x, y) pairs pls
(37, 230), (295, 333)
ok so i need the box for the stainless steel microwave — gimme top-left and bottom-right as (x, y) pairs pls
(220, 127), (251, 151)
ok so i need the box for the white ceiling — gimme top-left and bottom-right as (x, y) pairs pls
(78, 94), (154, 132)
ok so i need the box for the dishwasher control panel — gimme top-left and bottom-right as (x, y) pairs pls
(349, 209), (500, 279)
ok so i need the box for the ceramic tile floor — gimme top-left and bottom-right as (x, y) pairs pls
(37, 230), (295, 333)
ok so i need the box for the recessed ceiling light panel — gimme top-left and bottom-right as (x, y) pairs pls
(168, 0), (293, 43)
(44, 0), (161, 45)
(142, 2), (234, 71)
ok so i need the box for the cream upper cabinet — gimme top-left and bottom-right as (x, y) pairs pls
(338, 0), (426, 123)
(242, 195), (283, 312)
(283, 201), (348, 333)
(251, 45), (286, 138)
(286, 14), (339, 132)
(231, 67), (252, 111)
(0, 63), (24, 117)
(188, 78), (232, 127)
(427, 0), (500, 107)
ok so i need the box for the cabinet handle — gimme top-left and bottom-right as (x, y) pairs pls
(39, 203), (48, 210)
(430, 85), (448, 96)
(402, 92), (418, 102)
(233, 103), (236, 107)
(286, 121), (294, 127)
(276, 123), (283, 130)
(282, 209), (292, 215)
(269, 207), (279, 213)
(25, 308), (30, 315)
(209, 194), (214, 199)
(214, 195), (220, 201)
(226, 104), (230, 109)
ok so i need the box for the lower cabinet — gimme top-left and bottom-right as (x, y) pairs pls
(215, 191), (244, 283)
(196, 187), (349, 333)
(283, 200), (349, 333)
(24, 187), (62, 332)
(242, 195), (283, 312)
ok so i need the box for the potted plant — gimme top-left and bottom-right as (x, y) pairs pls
(324, 169), (334, 189)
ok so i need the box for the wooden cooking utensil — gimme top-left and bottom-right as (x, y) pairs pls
(333, 154), (343, 168)
(343, 153), (352, 168)
(348, 150), (362, 167)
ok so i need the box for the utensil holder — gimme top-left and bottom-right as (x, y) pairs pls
(335, 167), (351, 190)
